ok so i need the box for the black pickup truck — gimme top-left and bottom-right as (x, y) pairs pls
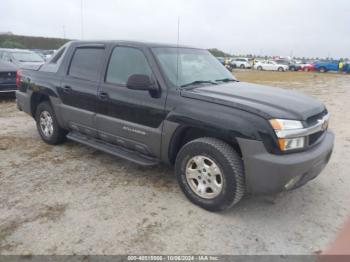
(16, 41), (334, 211)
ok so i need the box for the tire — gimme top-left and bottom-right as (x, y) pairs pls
(240, 64), (245, 69)
(277, 67), (284, 72)
(175, 137), (245, 212)
(319, 67), (326, 73)
(290, 66), (296, 71)
(304, 68), (309, 72)
(257, 66), (263, 71)
(35, 101), (67, 145)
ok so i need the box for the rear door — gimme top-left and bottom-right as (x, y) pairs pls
(96, 45), (167, 157)
(59, 45), (105, 136)
(267, 61), (276, 70)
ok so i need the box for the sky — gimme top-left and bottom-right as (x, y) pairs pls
(1, 0), (350, 58)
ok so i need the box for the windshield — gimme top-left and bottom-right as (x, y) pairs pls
(12, 52), (44, 62)
(152, 47), (236, 87)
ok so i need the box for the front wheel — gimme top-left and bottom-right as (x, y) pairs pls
(175, 137), (245, 212)
(278, 67), (284, 72)
(240, 64), (245, 69)
(257, 66), (263, 71)
(319, 67), (326, 73)
(35, 101), (67, 145)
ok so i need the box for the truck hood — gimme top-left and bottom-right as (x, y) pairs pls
(180, 82), (325, 120)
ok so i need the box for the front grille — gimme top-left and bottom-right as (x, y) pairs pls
(308, 130), (325, 146)
(306, 110), (328, 147)
(306, 109), (328, 126)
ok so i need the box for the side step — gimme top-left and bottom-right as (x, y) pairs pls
(66, 131), (159, 167)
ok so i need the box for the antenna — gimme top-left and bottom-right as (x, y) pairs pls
(176, 16), (180, 87)
(80, 0), (84, 39)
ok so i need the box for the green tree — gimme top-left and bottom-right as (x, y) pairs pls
(208, 48), (231, 57)
(0, 39), (25, 49)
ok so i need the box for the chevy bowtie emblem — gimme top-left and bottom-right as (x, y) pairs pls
(319, 119), (328, 131)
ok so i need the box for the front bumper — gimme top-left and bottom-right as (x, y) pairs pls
(237, 131), (334, 194)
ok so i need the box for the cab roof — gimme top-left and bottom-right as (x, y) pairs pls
(68, 40), (201, 49)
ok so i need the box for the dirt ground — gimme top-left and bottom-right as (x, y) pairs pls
(0, 71), (350, 255)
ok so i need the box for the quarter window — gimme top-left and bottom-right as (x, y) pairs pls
(106, 47), (152, 85)
(68, 47), (105, 82)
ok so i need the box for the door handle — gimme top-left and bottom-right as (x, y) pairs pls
(63, 86), (72, 93)
(98, 91), (109, 100)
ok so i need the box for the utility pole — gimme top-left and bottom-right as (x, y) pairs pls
(80, 0), (84, 40)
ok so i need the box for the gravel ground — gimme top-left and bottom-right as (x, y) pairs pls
(0, 71), (349, 255)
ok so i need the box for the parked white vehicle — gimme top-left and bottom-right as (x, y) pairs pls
(230, 58), (252, 69)
(254, 60), (288, 71)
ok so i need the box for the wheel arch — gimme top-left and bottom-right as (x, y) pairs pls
(30, 91), (66, 128)
(30, 92), (51, 117)
(167, 125), (242, 165)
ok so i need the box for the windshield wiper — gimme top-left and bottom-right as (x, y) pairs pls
(215, 78), (237, 83)
(181, 80), (218, 88)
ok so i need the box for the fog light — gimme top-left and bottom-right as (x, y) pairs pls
(284, 176), (301, 190)
(278, 137), (305, 151)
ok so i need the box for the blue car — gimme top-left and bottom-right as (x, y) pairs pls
(313, 60), (339, 73)
(343, 62), (350, 73)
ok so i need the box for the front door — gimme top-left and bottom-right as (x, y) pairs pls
(59, 46), (105, 136)
(96, 45), (167, 158)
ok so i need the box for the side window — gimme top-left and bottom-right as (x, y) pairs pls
(106, 47), (152, 85)
(49, 47), (66, 64)
(68, 47), (105, 82)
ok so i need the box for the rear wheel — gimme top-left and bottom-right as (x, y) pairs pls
(257, 66), (263, 71)
(278, 67), (284, 72)
(35, 101), (67, 145)
(240, 64), (245, 69)
(319, 67), (326, 73)
(304, 67), (309, 72)
(175, 137), (245, 212)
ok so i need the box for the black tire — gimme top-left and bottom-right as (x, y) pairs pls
(35, 101), (67, 145)
(319, 67), (326, 73)
(304, 67), (309, 72)
(175, 137), (245, 212)
(240, 64), (245, 69)
(278, 67), (284, 72)
(257, 66), (263, 71)
(290, 66), (296, 71)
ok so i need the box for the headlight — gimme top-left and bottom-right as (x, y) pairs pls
(269, 119), (305, 151)
(269, 119), (303, 130)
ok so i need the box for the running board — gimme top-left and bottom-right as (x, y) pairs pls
(66, 131), (159, 167)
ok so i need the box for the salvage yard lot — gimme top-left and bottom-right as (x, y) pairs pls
(0, 71), (350, 255)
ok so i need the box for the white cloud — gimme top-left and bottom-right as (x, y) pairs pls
(0, 0), (349, 57)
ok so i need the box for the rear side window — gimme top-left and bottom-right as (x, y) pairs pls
(69, 47), (105, 82)
(50, 47), (65, 64)
(106, 47), (152, 85)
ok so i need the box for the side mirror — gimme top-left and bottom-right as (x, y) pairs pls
(126, 74), (155, 91)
